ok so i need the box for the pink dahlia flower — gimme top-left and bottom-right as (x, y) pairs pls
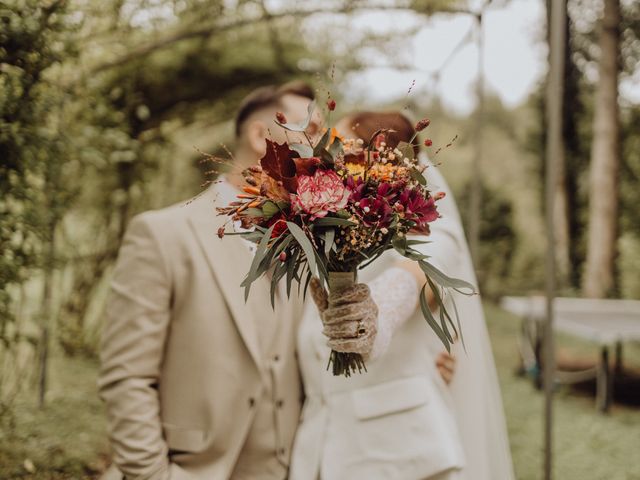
(291, 170), (349, 219)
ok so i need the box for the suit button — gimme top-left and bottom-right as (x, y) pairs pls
(273, 354), (280, 362)
(248, 397), (256, 407)
(276, 399), (284, 408)
(278, 447), (286, 456)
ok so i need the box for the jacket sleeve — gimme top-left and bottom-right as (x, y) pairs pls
(98, 213), (176, 480)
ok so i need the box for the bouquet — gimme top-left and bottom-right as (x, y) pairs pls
(216, 100), (475, 377)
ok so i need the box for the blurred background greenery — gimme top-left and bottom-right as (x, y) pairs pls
(1, 0), (639, 478)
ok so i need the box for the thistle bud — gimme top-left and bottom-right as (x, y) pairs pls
(434, 191), (446, 201)
(279, 252), (287, 262)
(424, 138), (433, 147)
(217, 227), (225, 239)
(276, 111), (287, 123)
(415, 118), (430, 131)
(327, 99), (336, 111)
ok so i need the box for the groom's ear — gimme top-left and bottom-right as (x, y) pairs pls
(246, 120), (268, 157)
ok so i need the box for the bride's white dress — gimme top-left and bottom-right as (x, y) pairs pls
(289, 161), (515, 480)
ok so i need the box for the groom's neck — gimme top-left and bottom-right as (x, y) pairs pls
(226, 145), (258, 190)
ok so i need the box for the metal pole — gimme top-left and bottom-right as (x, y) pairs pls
(544, 0), (566, 478)
(468, 11), (484, 269)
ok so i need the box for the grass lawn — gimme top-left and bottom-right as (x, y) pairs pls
(1, 303), (638, 479)
(0, 355), (109, 479)
(485, 302), (640, 480)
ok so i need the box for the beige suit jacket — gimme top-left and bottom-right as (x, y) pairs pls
(98, 185), (303, 480)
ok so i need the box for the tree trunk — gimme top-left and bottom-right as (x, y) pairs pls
(545, 0), (572, 288)
(583, 0), (621, 298)
(553, 132), (571, 287)
(38, 201), (56, 408)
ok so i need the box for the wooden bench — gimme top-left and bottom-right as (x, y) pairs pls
(500, 296), (640, 412)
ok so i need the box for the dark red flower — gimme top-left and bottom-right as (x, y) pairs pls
(279, 252), (287, 262)
(357, 196), (393, 227)
(268, 215), (289, 238)
(346, 175), (366, 202)
(327, 99), (336, 111)
(397, 188), (439, 227)
(376, 182), (396, 200)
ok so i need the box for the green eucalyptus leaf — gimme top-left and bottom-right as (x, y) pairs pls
(275, 100), (316, 132)
(270, 261), (287, 308)
(392, 235), (407, 255)
(313, 216), (356, 227)
(406, 239), (430, 246)
(410, 167), (427, 186)
(324, 228), (335, 256)
(319, 148), (334, 166)
(451, 295), (466, 350)
(262, 201), (280, 220)
(290, 143), (314, 158)
(313, 128), (331, 155)
(427, 276), (455, 344)
(286, 222), (317, 276)
(420, 284), (450, 352)
(286, 248), (300, 298)
(243, 224), (275, 300)
(328, 137), (343, 158)
(246, 207), (264, 218)
(397, 141), (416, 160)
(302, 269), (313, 300)
(419, 261), (476, 294)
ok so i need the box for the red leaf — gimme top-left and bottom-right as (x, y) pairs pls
(260, 140), (298, 192)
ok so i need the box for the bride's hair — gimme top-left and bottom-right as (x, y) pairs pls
(343, 111), (420, 157)
(234, 81), (315, 137)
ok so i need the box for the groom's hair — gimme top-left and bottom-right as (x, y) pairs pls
(235, 81), (315, 137)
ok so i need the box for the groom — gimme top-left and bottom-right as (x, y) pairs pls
(98, 81), (323, 480)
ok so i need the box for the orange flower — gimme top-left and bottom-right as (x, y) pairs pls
(322, 127), (344, 145)
(368, 163), (407, 181)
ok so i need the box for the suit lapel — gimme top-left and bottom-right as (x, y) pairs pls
(186, 186), (268, 368)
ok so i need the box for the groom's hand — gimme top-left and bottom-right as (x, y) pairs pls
(310, 278), (378, 355)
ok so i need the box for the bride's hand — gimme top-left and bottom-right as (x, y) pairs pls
(309, 278), (378, 355)
(436, 351), (456, 384)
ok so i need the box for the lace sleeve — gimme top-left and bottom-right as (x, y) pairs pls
(367, 266), (420, 361)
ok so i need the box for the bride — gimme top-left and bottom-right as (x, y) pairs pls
(290, 111), (515, 480)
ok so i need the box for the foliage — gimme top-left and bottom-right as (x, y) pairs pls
(0, 0), (327, 409)
(523, 0), (640, 297)
(0, 0), (69, 333)
(0, 355), (109, 479)
(458, 181), (517, 300)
